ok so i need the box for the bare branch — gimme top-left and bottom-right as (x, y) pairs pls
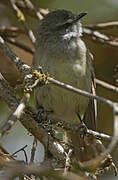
(87, 129), (112, 141)
(12, 145), (28, 163)
(85, 21), (118, 30)
(19, 0), (44, 20)
(83, 28), (118, 47)
(78, 103), (118, 176)
(6, 37), (35, 54)
(0, 158), (87, 180)
(49, 117), (112, 141)
(0, 26), (23, 37)
(0, 73), (66, 162)
(0, 0), (49, 21)
(30, 138), (37, 163)
(0, 26), (34, 54)
(0, 92), (30, 136)
(10, 0), (36, 44)
(0, 36), (31, 76)
(0, 156), (53, 179)
(0, 145), (87, 180)
(48, 78), (114, 107)
(95, 78), (118, 93)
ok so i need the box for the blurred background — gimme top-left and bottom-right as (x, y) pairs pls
(0, 0), (118, 179)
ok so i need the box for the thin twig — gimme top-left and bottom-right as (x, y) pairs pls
(0, 155), (86, 180)
(71, 103), (118, 175)
(95, 78), (118, 93)
(0, 36), (31, 76)
(85, 21), (118, 30)
(83, 28), (118, 47)
(0, 26), (23, 37)
(6, 37), (35, 54)
(49, 117), (112, 141)
(0, 92), (30, 137)
(48, 77), (114, 107)
(10, 0), (36, 45)
(0, 156), (53, 180)
(22, 0), (44, 20)
(12, 145), (28, 163)
(0, 73), (66, 161)
(30, 138), (37, 163)
(87, 129), (112, 141)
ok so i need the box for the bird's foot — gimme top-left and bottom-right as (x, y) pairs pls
(36, 106), (52, 123)
(77, 122), (88, 138)
(77, 113), (88, 138)
(36, 106), (47, 123)
(35, 106), (54, 134)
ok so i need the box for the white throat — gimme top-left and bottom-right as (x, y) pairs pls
(62, 22), (83, 40)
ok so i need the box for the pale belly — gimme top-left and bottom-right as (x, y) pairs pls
(34, 57), (92, 124)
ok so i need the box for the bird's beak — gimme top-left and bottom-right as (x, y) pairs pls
(77, 12), (87, 20)
(73, 12), (87, 23)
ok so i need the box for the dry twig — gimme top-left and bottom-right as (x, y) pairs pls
(85, 21), (118, 30)
(12, 145), (28, 163)
(0, 92), (30, 136)
(10, 0), (36, 44)
(83, 28), (118, 47)
(30, 138), (37, 163)
(95, 78), (118, 93)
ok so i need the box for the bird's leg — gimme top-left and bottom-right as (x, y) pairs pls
(36, 106), (48, 123)
(36, 106), (54, 136)
(36, 106), (55, 159)
(77, 113), (88, 138)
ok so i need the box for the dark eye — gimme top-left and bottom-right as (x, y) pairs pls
(56, 18), (73, 29)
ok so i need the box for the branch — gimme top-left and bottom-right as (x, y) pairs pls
(0, 26), (35, 54)
(48, 117), (112, 141)
(0, 92), (30, 136)
(16, 0), (44, 20)
(0, 155), (53, 180)
(10, 0), (36, 45)
(6, 37), (35, 54)
(83, 28), (118, 47)
(0, 36), (31, 76)
(0, 26), (23, 37)
(85, 21), (118, 30)
(30, 138), (37, 163)
(0, 73), (66, 162)
(48, 77), (114, 107)
(95, 78), (118, 93)
(12, 145), (28, 163)
(0, 156), (87, 180)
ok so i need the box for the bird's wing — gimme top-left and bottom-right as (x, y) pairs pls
(83, 49), (97, 131)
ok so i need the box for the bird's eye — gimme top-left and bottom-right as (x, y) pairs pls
(56, 18), (73, 29)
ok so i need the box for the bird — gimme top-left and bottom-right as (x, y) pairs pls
(33, 9), (112, 171)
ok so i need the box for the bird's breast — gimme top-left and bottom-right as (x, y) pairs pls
(34, 39), (92, 123)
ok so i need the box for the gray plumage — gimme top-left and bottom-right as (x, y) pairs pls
(33, 9), (96, 129)
(33, 10), (112, 168)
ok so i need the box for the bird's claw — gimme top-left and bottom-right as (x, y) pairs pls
(77, 123), (88, 138)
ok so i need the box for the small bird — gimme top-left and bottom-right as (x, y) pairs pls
(33, 9), (112, 171)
